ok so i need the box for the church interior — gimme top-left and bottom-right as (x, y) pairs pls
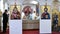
(0, 0), (60, 34)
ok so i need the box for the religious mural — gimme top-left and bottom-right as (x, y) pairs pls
(10, 3), (21, 20)
(22, 5), (40, 20)
(41, 5), (51, 19)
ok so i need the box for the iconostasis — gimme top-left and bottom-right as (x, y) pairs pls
(2, 0), (60, 34)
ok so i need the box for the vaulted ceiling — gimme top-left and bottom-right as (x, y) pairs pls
(3, 0), (60, 5)
(3, 0), (38, 4)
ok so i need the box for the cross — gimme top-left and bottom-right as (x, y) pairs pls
(14, 0), (17, 5)
(15, 0), (17, 3)
(45, 0), (47, 7)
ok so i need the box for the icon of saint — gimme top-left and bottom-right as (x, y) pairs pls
(41, 6), (50, 19)
(11, 5), (21, 20)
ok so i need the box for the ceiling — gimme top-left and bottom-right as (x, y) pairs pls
(3, 0), (38, 5)
(3, 0), (60, 5)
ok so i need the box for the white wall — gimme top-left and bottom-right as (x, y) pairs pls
(0, 0), (3, 31)
(39, 0), (53, 5)
(0, 0), (3, 13)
